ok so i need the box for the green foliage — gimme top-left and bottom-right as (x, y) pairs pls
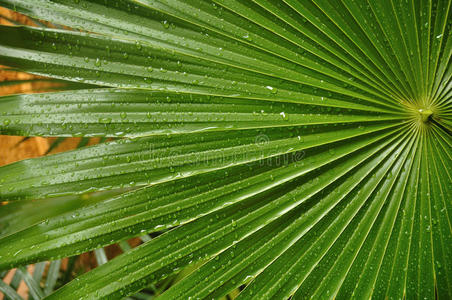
(0, 0), (450, 299)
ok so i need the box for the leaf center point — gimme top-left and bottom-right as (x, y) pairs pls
(418, 109), (433, 123)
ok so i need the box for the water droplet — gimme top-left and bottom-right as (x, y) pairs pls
(99, 117), (112, 124)
(266, 85), (277, 94)
(162, 20), (170, 29)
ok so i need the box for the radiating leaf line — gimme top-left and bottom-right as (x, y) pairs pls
(333, 0), (414, 101)
(0, 25), (402, 113)
(282, 0), (403, 100)
(307, 0), (408, 101)
(368, 0), (420, 102)
(308, 132), (416, 299)
(0, 125), (408, 270)
(236, 131), (414, 299)
(389, 0), (422, 99)
(0, 0), (401, 108)
(253, 0), (406, 101)
(159, 129), (411, 300)
(426, 133), (452, 297)
(0, 122), (407, 201)
(45, 129), (410, 299)
(415, 129), (435, 299)
(427, 0), (451, 101)
(134, 0), (394, 104)
(0, 88), (406, 138)
(349, 131), (419, 299)
(383, 131), (421, 299)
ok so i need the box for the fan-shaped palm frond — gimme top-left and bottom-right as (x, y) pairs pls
(0, 1), (450, 299)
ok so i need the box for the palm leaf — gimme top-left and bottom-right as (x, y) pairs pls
(0, 1), (450, 299)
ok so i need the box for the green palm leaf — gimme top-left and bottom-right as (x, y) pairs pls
(0, 0), (450, 299)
